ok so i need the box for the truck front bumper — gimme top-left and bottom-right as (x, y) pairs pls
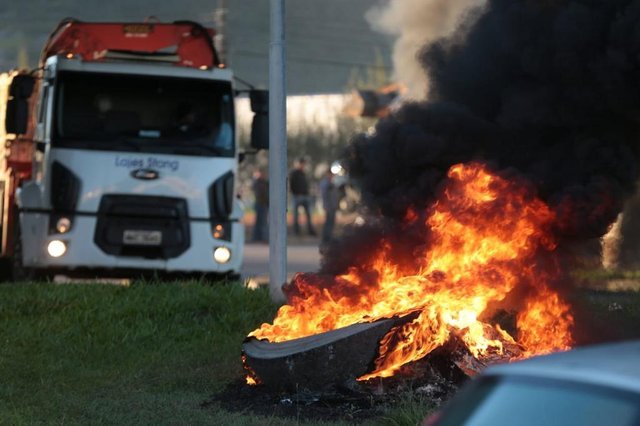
(21, 213), (244, 275)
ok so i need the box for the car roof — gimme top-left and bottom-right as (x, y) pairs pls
(485, 339), (640, 393)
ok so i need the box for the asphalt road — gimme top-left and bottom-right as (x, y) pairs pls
(241, 238), (321, 285)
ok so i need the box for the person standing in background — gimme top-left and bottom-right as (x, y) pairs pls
(251, 168), (269, 243)
(289, 158), (316, 236)
(319, 169), (339, 245)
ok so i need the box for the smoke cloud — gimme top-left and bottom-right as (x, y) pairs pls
(323, 0), (640, 275)
(366, 0), (486, 98)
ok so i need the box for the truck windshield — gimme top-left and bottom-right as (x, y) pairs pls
(53, 71), (234, 157)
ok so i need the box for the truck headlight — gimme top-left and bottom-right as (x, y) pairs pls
(213, 224), (224, 239)
(210, 222), (231, 241)
(56, 217), (72, 233)
(213, 246), (231, 264)
(47, 240), (67, 258)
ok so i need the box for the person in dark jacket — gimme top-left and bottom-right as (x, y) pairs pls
(251, 168), (269, 242)
(289, 158), (316, 236)
(319, 169), (339, 244)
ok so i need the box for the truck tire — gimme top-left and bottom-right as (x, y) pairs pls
(223, 272), (241, 283)
(11, 223), (35, 282)
(0, 258), (13, 283)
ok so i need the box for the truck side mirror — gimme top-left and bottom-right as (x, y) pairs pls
(5, 99), (29, 135)
(251, 113), (269, 151)
(5, 74), (35, 135)
(9, 74), (35, 98)
(249, 89), (269, 150)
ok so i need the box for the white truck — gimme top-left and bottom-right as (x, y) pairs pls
(0, 19), (268, 280)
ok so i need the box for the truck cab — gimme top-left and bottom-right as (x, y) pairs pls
(0, 20), (268, 280)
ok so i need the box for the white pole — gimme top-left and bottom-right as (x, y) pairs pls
(214, 0), (228, 64)
(269, 0), (287, 303)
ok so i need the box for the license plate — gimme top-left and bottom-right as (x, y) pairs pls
(123, 230), (162, 246)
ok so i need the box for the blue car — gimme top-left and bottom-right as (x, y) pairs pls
(425, 340), (640, 426)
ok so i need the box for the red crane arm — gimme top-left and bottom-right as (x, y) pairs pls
(41, 20), (220, 69)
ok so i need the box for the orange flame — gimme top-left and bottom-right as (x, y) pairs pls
(242, 354), (260, 385)
(518, 285), (574, 356)
(249, 163), (573, 379)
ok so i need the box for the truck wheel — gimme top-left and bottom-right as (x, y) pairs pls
(12, 224), (37, 282)
(0, 258), (13, 283)
(225, 272), (241, 282)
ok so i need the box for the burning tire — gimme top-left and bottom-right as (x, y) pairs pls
(243, 318), (399, 391)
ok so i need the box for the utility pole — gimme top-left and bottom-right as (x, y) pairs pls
(269, 0), (287, 303)
(213, 0), (228, 64)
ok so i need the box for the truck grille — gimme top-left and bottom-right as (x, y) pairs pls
(94, 195), (190, 259)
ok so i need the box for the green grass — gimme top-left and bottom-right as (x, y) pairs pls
(0, 278), (640, 426)
(0, 281), (433, 426)
(0, 281), (280, 425)
(10, 277), (634, 426)
(576, 268), (640, 281)
(1, 278), (638, 425)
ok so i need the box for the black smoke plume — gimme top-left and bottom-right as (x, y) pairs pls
(321, 0), (640, 276)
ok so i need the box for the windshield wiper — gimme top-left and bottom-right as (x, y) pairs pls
(171, 144), (228, 156)
(118, 138), (145, 151)
(58, 137), (230, 156)
(56, 138), (138, 152)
